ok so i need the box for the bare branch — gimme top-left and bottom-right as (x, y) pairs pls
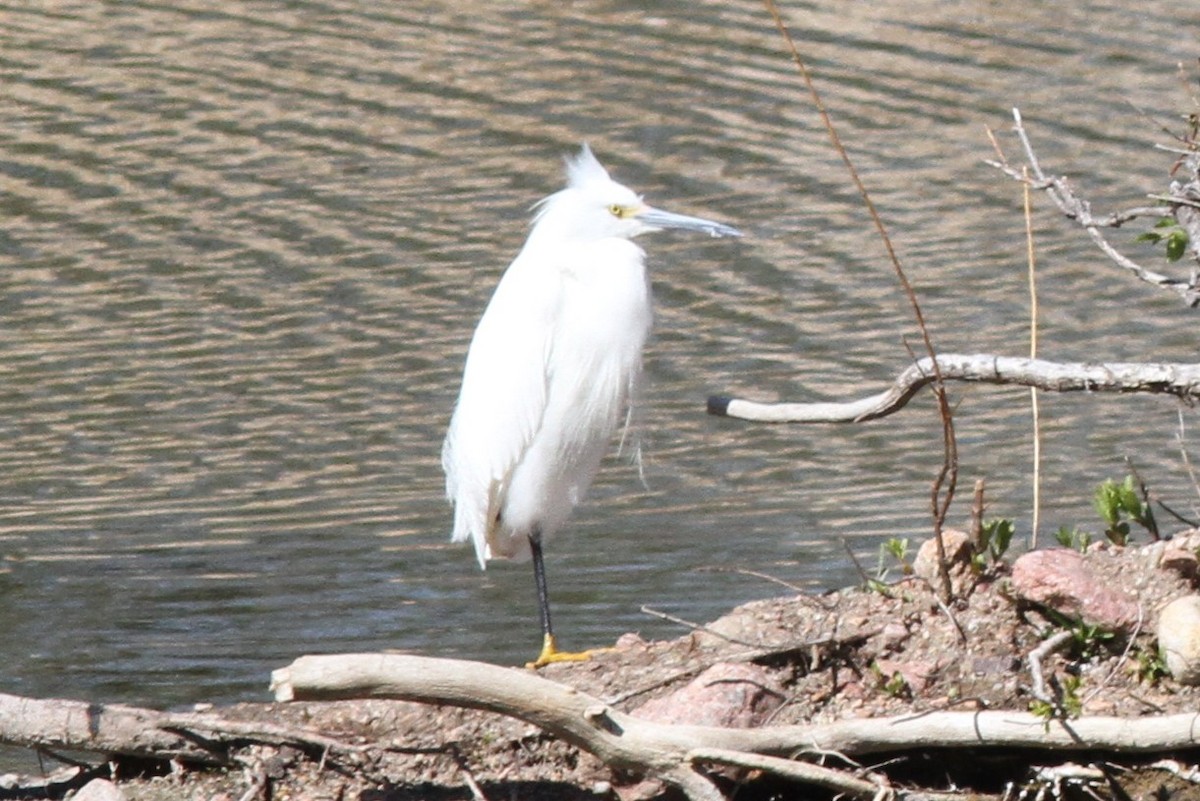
(987, 108), (1200, 304)
(707, 354), (1200, 424)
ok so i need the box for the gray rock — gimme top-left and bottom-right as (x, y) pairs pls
(1158, 594), (1200, 685)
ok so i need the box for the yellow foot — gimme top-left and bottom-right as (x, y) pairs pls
(526, 634), (615, 669)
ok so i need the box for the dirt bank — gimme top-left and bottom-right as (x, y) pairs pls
(7, 532), (1200, 801)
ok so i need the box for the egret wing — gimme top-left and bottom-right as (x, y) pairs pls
(442, 256), (558, 567)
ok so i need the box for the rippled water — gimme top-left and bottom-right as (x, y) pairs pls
(0, 0), (1197, 714)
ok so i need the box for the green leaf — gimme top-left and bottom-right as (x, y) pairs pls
(983, 518), (1015, 559)
(1117, 477), (1142, 514)
(1166, 230), (1189, 262)
(1094, 479), (1120, 525)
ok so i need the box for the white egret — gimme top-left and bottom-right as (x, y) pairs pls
(442, 145), (741, 667)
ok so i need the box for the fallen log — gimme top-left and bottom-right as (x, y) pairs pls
(5, 654), (1199, 801)
(0, 693), (227, 764)
(270, 652), (1200, 801)
(0, 692), (362, 766)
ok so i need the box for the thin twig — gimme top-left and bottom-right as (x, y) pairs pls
(235, 756), (269, 801)
(604, 666), (710, 707)
(689, 747), (889, 801)
(1176, 405), (1200, 512)
(605, 634), (856, 707)
(1146, 193), (1200, 210)
(1082, 606), (1144, 707)
(930, 583), (968, 644)
(159, 712), (364, 759)
(1123, 457), (1161, 540)
(1156, 498), (1200, 529)
(449, 745), (492, 801)
(1024, 165), (1042, 549)
(639, 605), (764, 648)
(969, 479), (985, 555)
(762, 0), (957, 603)
(694, 565), (808, 595)
(1028, 630), (1074, 708)
(840, 538), (877, 588)
(1127, 97), (1192, 144)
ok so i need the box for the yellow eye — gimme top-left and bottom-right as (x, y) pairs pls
(607, 204), (626, 218)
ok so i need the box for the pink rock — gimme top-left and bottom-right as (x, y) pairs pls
(913, 529), (974, 593)
(630, 662), (784, 728)
(1010, 548), (1139, 632)
(875, 657), (939, 694)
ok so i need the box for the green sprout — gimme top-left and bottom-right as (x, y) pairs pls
(1135, 645), (1170, 686)
(973, 518), (1014, 571)
(1029, 674), (1084, 723)
(1069, 621), (1116, 661)
(870, 662), (911, 699)
(1054, 526), (1091, 552)
(1094, 475), (1157, 546)
(874, 537), (911, 583)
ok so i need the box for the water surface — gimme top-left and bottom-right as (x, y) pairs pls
(0, 0), (1196, 712)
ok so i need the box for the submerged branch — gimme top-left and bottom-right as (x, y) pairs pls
(707, 353), (1200, 424)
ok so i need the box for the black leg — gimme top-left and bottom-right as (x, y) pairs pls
(525, 530), (609, 668)
(529, 529), (554, 643)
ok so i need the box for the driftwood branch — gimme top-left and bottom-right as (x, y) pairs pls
(0, 693), (230, 765)
(0, 692), (363, 767)
(988, 107), (1200, 305)
(271, 653), (1200, 801)
(707, 353), (1200, 424)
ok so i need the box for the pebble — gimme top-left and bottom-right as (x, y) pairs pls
(912, 529), (973, 592)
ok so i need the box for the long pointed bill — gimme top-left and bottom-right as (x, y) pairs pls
(636, 206), (742, 238)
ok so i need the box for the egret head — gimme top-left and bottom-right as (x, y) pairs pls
(529, 144), (741, 244)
